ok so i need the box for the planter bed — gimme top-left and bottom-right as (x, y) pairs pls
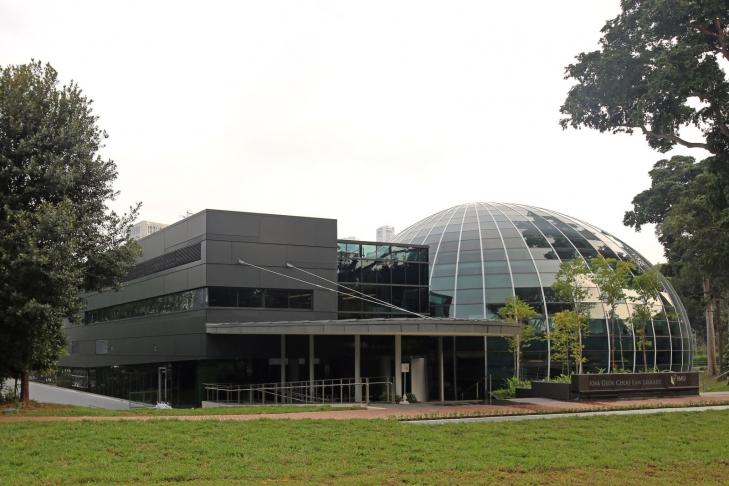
(524, 372), (700, 401)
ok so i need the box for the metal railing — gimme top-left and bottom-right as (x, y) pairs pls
(459, 375), (493, 403)
(203, 376), (395, 405)
(128, 390), (158, 409)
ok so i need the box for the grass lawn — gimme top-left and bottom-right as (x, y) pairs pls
(0, 401), (359, 417)
(3, 410), (729, 484)
(700, 373), (729, 392)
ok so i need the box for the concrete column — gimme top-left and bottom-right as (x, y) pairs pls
(438, 336), (444, 402)
(309, 335), (315, 399)
(483, 336), (489, 403)
(354, 335), (361, 402)
(280, 335), (286, 384)
(452, 336), (457, 400)
(394, 335), (402, 401)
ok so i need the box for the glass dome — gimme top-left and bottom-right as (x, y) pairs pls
(393, 202), (693, 374)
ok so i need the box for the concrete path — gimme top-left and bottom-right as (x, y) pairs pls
(3, 380), (133, 410)
(407, 404), (729, 424)
(3, 393), (729, 423)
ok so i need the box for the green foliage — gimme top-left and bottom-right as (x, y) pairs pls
(624, 154), (729, 374)
(0, 61), (141, 385)
(552, 310), (587, 375)
(590, 257), (634, 372)
(501, 376), (532, 398)
(560, 1), (729, 156)
(561, 0), (729, 375)
(551, 258), (591, 374)
(630, 267), (663, 371)
(545, 374), (572, 384)
(498, 296), (540, 378)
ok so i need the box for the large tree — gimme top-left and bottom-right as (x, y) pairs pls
(624, 155), (729, 374)
(561, 1), (729, 375)
(560, 0), (729, 156)
(0, 61), (140, 402)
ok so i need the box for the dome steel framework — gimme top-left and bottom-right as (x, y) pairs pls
(393, 202), (693, 375)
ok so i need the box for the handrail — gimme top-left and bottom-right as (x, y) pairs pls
(203, 377), (395, 406)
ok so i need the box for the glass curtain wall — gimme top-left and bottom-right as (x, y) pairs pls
(337, 240), (429, 319)
(393, 202), (693, 376)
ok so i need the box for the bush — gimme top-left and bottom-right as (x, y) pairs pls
(546, 374), (572, 384)
(0, 380), (18, 403)
(502, 377), (531, 398)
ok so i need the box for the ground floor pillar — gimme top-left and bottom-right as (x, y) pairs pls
(354, 335), (361, 402)
(280, 335), (286, 384)
(452, 337), (457, 400)
(309, 335), (315, 398)
(394, 335), (402, 401)
(484, 336), (489, 403)
(438, 336), (444, 402)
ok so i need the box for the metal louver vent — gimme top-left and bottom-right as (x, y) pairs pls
(124, 243), (201, 281)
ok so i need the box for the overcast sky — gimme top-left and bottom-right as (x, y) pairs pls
(1, 1), (709, 263)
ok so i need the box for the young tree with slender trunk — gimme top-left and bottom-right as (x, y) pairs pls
(630, 267), (663, 372)
(552, 258), (591, 374)
(590, 258), (634, 373)
(498, 296), (539, 380)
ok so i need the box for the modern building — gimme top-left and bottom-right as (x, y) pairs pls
(58, 203), (693, 406)
(130, 220), (168, 240)
(393, 202), (693, 377)
(60, 209), (514, 406)
(376, 225), (395, 242)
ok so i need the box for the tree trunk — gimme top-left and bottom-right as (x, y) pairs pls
(642, 329), (649, 373)
(577, 329), (583, 375)
(704, 278), (718, 376)
(515, 335), (521, 379)
(20, 371), (30, 404)
(610, 317), (617, 372)
(715, 295), (724, 371)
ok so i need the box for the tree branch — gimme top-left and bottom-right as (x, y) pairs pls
(639, 126), (710, 150)
(718, 123), (729, 139)
(696, 20), (729, 63)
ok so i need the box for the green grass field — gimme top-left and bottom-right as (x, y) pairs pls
(3, 410), (729, 485)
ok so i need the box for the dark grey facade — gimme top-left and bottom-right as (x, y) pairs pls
(60, 210), (341, 404)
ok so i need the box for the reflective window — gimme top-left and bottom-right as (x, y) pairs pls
(86, 286), (313, 324)
(456, 288), (485, 304)
(484, 274), (512, 287)
(238, 288), (264, 307)
(431, 276), (455, 291)
(513, 273), (540, 287)
(456, 304), (485, 318)
(361, 244), (378, 259)
(457, 274), (483, 289)
(262, 289), (292, 309)
(510, 260), (536, 273)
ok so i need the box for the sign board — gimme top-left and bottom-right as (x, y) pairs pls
(400, 363), (410, 373)
(572, 372), (699, 398)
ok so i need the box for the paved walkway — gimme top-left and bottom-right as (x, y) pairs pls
(2, 392), (729, 423)
(3, 380), (133, 410)
(408, 404), (729, 424)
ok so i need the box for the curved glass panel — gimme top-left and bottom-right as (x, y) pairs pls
(394, 202), (694, 374)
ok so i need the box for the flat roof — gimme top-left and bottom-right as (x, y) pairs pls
(206, 318), (518, 337)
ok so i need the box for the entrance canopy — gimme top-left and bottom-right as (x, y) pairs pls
(206, 317), (518, 337)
